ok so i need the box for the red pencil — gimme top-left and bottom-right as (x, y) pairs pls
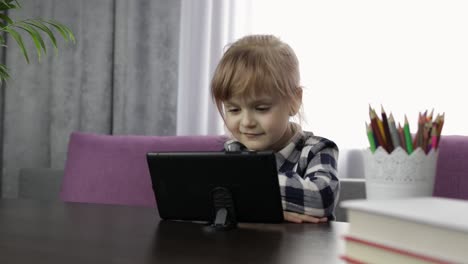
(398, 123), (407, 152)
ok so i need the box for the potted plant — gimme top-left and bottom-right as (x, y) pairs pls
(0, 0), (75, 82)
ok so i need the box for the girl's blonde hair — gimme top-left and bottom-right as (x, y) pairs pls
(211, 35), (303, 119)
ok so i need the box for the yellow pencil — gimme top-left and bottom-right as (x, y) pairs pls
(373, 109), (386, 144)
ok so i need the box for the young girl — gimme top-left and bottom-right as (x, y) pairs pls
(210, 35), (340, 223)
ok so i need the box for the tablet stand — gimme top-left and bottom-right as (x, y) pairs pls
(211, 187), (237, 231)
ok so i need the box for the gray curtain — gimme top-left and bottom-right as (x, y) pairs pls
(1, 0), (181, 198)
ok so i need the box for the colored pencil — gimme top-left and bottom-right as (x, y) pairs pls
(370, 109), (386, 152)
(366, 122), (377, 153)
(423, 121), (432, 153)
(388, 113), (401, 149)
(398, 123), (407, 152)
(404, 115), (414, 154)
(417, 113), (425, 150)
(431, 122), (438, 150)
(438, 113), (445, 138)
(381, 105), (394, 153)
(374, 109), (387, 144)
(428, 108), (434, 122)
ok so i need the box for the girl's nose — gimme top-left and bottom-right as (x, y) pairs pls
(241, 112), (256, 127)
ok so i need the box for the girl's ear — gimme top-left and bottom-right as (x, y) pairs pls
(289, 88), (303, 116)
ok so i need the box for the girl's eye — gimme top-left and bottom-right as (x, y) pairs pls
(256, 106), (270, 112)
(227, 108), (240, 113)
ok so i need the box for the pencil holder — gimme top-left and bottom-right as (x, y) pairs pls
(363, 146), (438, 199)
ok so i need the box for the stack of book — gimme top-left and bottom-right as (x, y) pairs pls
(340, 197), (468, 264)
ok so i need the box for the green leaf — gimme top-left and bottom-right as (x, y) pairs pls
(0, 13), (13, 24)
(0, 1), (75, 67)
(54, 20), (76, 43)
(4, 27), (29, 63)
(41, 19), (75, 44)
(0, 0), (19, 11)
(16, 22), (46, 61)
(24, 20), (58, 54)
(0, 63), (10, 82)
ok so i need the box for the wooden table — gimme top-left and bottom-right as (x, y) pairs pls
(0, 199), (348, 263)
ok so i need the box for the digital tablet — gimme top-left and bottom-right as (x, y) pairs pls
(146, 151), (284, 225)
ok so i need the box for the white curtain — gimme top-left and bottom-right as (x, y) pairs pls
(176, 0), (251, 135)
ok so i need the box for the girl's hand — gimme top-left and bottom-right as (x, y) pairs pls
(283, 211), (328, 224)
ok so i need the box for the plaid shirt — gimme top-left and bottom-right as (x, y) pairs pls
(224, 125), (340, 218)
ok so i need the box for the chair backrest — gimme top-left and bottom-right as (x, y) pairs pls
(336, 178), (366, 222)
(337, 149), (365, 179)
(19, 168), (64, 201)
(60, 132), (226, 207)
(433, 135), (468, 200)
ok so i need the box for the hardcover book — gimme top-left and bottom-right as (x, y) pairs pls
(340, 197), (468, 263)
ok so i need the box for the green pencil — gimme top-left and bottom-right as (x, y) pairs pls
(366, 122), (376, 153)
(404, 115), (414, 154)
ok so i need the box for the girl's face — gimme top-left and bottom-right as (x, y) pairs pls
(223, 93), (294, 151)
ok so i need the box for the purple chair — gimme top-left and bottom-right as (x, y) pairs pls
(433, 135), (468, 200)
(60, 132), (226, 207)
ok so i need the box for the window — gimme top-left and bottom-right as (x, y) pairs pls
(247, 0), (468, 149)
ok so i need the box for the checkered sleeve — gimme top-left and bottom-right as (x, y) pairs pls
(279, 138), (340, 218)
